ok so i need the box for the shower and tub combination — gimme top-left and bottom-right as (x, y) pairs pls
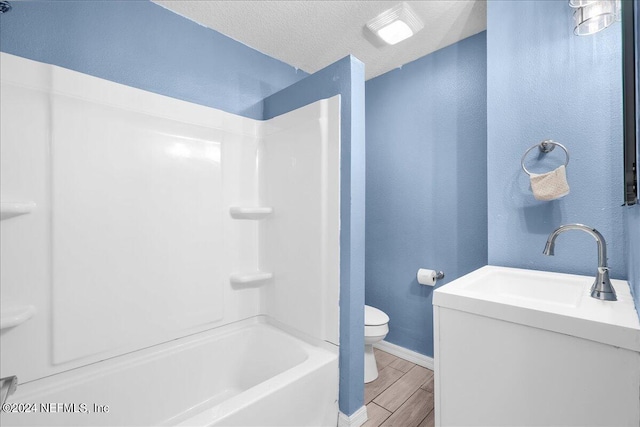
(0, 53), (341, 426)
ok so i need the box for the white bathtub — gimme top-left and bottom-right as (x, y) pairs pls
(0, 317), (339, 426)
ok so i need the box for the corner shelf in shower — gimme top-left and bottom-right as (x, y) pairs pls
(229, 207), (273, 220)
(1, 201), (36, 220)
(0, 305), (36, 330)
(230, 272), (274, 285)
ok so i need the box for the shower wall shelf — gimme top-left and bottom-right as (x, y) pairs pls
(1, 201), (36, 220)
(230, 272), (274, 285)
(0, 305), (36, 330)
(229, 207), (273, 220)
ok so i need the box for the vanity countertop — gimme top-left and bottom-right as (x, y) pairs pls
(433, 265), (640, 352)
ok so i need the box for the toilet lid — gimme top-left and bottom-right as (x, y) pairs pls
(365, 305), (389, 326)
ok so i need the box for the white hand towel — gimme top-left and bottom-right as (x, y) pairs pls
(530, 165), (570, 201)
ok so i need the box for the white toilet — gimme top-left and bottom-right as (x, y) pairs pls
(364, 305), (390, 383)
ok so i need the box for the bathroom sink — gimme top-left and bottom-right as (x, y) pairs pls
(433, 266), (640, 427)
(456, 267), (585, 308)
(433, 265), (640, 352)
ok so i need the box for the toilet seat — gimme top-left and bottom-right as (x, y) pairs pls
(364, 305), (390, 383)
(365, 305), (389, 326)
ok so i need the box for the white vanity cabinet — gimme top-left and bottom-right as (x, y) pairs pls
(433, 265), (640, 427)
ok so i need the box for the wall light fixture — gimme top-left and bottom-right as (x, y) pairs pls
(569, 0), (619, 36)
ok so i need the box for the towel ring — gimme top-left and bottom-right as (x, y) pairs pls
(521, 140), (570, 176)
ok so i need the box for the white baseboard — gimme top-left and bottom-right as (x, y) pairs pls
(374, 340), (434, 370)
(338, 405), (368, 427)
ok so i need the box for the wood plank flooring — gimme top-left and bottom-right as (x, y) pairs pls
(363, 349), (435, 427)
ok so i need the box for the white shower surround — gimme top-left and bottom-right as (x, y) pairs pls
(0, 53), (340, 426)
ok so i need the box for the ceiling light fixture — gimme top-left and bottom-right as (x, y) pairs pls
(569, 0), (619, 36)
(366, 2), (424, 46)
(568, 0), (598, 7)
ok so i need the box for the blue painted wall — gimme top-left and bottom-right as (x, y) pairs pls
(264, 55), (367, 417)
(0, 0), (306, 119)
(365, 32), (488, 357)
(487, 1), (626, 280)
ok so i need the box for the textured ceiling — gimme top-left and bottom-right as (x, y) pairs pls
(154, 1), (487, 80)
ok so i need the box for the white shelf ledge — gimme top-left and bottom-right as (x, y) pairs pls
(1, 305), (36, 330)
(1, 202), (36, 220)
(229, 207), (273, 220)
(230, 272), (274, 285)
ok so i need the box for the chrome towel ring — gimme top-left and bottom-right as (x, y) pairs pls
(521, 140), (570, 176)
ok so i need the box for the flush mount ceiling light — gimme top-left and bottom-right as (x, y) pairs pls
(366, 2), (424, 46)
(569, 0), (619, 36)
(568, 0), (598, 7)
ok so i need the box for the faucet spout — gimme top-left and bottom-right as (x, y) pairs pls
(543, 224), (616, 301)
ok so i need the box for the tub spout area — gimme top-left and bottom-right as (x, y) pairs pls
(0, 376), (17, 405)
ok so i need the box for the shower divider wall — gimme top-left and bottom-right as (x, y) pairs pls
(0, 53), (340, 426)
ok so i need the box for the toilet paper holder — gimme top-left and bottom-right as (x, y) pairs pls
(416, 268), (445, 286)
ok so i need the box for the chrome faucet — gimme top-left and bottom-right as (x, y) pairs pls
(543, 224), (617, 301)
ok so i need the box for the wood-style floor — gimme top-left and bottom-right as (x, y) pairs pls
(363, 348), (435, 427)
